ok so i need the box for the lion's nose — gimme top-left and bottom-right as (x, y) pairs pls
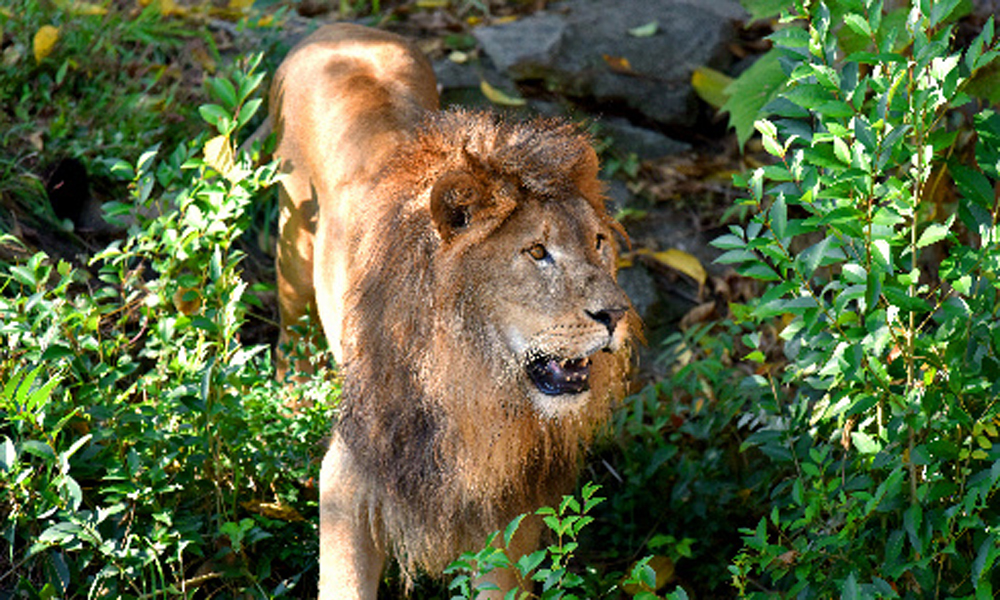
(586, 307), (627, 336)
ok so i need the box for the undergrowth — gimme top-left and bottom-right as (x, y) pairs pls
(4, 0), (1000, 598)
(719, 1), (1000, 597)
(1, 48), (338, 597)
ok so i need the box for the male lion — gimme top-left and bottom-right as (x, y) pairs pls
(269, 23), (635, 599)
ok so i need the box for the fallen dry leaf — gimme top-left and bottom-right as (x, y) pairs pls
(28, 130), (45, 152)
(480, 79), (526, 107)
(628, 21), (659, 38)
(58, 0), (108, 15)
(602, 53), (633, 74)
(680, 301), (717, 330)
(639, 247), (707, 286)
(33, 25), (59, 63)
(4, 43), (24, 68)
(241, 499), (305, 522)
(137, 0), (185, 17)
(691, 65), (733, 110)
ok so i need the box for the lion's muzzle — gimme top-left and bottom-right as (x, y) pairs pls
(527, 355), (592, 395)
(524, 305), (628, 397)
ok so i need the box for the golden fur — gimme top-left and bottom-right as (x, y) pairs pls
(269, 23), (635, 599)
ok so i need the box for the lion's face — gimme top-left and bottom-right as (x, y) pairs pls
(439, 185), (631, 417)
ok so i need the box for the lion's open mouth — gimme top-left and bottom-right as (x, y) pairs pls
(526, 355), (591, 396)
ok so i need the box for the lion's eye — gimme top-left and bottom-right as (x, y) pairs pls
(596, 234), (606, 252)
(526, 243), (549, 261)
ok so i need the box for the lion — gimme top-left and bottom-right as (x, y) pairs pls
(268, 23), (636, 599)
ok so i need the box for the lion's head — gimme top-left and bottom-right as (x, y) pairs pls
(337, 110), (635, 573)
(429, 165), (631, 419)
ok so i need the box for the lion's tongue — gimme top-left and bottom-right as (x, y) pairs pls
(527, 357), (591, 396)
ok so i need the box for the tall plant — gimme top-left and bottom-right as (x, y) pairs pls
(718, 1), (1000, 596)
(1, 54), (333, 597)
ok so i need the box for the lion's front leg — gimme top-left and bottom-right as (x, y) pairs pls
(318, 433), (385, 600)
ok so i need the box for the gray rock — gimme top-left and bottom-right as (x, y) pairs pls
(473, 13), (567, 75)
(473, 0), (746, 128)
(432, 57), (483, 91)
(618, 264), (659, 320)
(972, 0), (999, 18)
(599, 117), (690, 160)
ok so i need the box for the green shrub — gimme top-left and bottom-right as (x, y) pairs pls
(0, 0), (209, 196)
(0, 53), (336, 598)
(589, 321), (770, 596)
(716, 1), (1000, 597)
(446, 482), (692, 600)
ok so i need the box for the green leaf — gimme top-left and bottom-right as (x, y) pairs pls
(973, 534), (1000, 586)
(711, 233), (746, 250)
(107, 158), (135, 180)
(797, 235), (838, 280)
(882, 286), (931, 313)
(714, 248), (759, 265)
(846, 51), (908, 65)
(664, 586), (690, 600)
(61, 433), (92, 466)
(852, 431), (882, 454)
(8, 265), (38, 288)
(504, 514), (525, 547)
(722, 49), (787, 148)
(808, 64), (841, 91)
(740, 0), (792, 22)
(208, 77), (238, 110)
(929, 0), (963, 28)
(759, 130), (784, 157)
(236, 98), (263, 130)
(843, 13), (872, 38)
(815, 100), (855, 118)
(951, 163), (995, 209)
(783, 82), (835, 110)
(846, 394), (877, 417)
(927, 439), (960, 460)
(0, 436), (16, 472)
(953, 274), (972, 294)
(842, 263), (867, 284)
(870, 239), (893, 275)
(842, 571), (860, 600)
(739, 261), (782, 281)
(237, 70), (267, 105)
(974, 110), (1000, 179)
(517, 550), (547, 577)
(37, 521), (82, 545)
(754, 119), (777, 140)
(21, 440), (55, 461)
(916, 215), (954, 248)
(770, 194), (788, 239)
(904, 503), (925, 555)
(833, 136), (851, 164)
(137, 144), (160, 173)
(198, 104), (229, 127)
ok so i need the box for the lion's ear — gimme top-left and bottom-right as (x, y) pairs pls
(430, 170), (485, 243)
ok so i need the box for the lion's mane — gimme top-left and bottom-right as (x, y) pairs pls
(336, 110), (630, 574)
